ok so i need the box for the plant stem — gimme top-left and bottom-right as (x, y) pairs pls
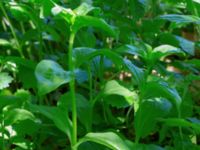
(68, 31), (77, 150)
(1, 114), (5, 150)
(88, 66), (93, 132)
(0, 2), (24, 58)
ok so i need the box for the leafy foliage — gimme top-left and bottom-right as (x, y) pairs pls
(0, 0), (200, 150)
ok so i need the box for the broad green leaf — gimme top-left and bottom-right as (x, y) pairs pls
(175, 36), (195, 55)
(9, 2), (30, 21)
(0, 90), (30, 111)
(193, 0), (200, 3)
(115, 44), (145, 57)
(58, 93), (92, 131)
(78, 142), (108, 150)
(0, 39), (10, 47)
(72, 16), (118, 37)
(73, 2), (95, 16)
(103, 80), (138, 108)
(159, 118), (200, 133)
(35, 60), (71, 95)
(153, 45), (185, 59)
(4, 57), (37, 89)
(75, 69), (88, 84)
(0, 72), (13, 90)
(135, 98), (172, 141)
(35, 60), (88, 95)
(51, 5), (74, 23)
(76, 132), (130, 150)
(73, 47), (96, 66)
(0, 95), (19, 110)
(4, 108), (36, 126)
(29, 104), (72, 141)
(12, 138), (33, 149)
(123, 58), (145, 85)
(75, 49), (123, 68)
(160, 14), (200, 24)
(126, 141), (165, 150)
(143, 81), (182, 108)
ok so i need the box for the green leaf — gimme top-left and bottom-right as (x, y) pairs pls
(72, 16), (118, 37)
(4, 57), (37, 89)
(35, 60), (71, 95)
(73, 47), (96, 66)
(0, 95), (19, 110)
(35, 60), (88, 95)
(0, 72), (13, 90)
(159, 118), (200, 133)
(193, 0), (200, 4)
(153, 45), (185, 59)
(9, 3), (30, 21)
(0, 39), (11, 47)
(75, 48), (123, 68)
(76, 132), (130, 150)
(115, 44), (145, 57)
(143, 81), (182, 109)
(123, 58), (145, 85)
(74, 69), (88, 84)
(135, 98), (172, 141)
(175, 36), (195, 56)
(51, 4), (74, 23)
(160, 14), (200, 24)
(29, 104), (72, 141)
(58, 93), (92, 131)
(103, 80), (138, 108)
(73, 2), (95, 16)
(126, 141), (165, 150)
(4, 108), (36, 126)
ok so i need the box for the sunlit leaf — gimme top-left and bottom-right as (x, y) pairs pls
(74, 2), (95, 16)
(4, 108), (36, 125)
(35, 60), (71, 95)
(103, 80), (138, 108)
(0, 72), (13, 90)
(76, 132), (130, 150)
(153, 44), (185, 59)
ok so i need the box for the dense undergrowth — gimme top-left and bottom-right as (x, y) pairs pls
(1, 0), (200, 150)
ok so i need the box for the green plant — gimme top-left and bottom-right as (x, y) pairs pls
(0, 0), (200, 150)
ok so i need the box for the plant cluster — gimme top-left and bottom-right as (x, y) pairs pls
(0, 0), (200, 150)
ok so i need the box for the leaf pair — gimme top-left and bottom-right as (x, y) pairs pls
(51, 2), (118, 37)
(35, 60), (87, 95)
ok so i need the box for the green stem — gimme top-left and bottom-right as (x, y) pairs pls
(0, 2), (24, 58)
(1, 114), (5, 150)
(68, 31), (77, 150)
(88, 66), (93, 132)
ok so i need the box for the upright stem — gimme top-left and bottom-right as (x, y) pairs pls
(68, 31), (77, 150)
(88, 66), (93, 132)
(1, 114), (5, 150)
(0, 2), (24, 58)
